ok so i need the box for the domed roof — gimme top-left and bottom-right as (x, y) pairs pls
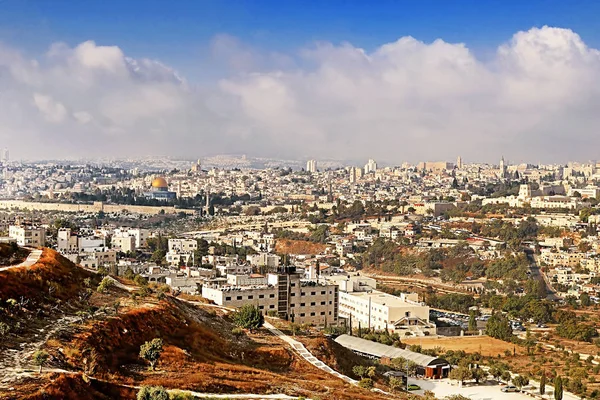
(151, 177), (168, 189)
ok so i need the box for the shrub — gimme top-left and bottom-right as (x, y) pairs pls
(96, 276), (114, 293)
(358, 378), (373, 389)
(33, 350), (49, 373)
(232, 304), (264, 330)
(169, 391), (194, 400)
(139, 338), (164, 370)
(232, 327), (244, 336)
(137, 386), (169, 400)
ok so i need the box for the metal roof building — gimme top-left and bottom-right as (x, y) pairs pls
(334, 334), (449, 379)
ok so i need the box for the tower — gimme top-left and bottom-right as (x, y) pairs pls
(500, 156), (507, 178)
(456, 156), (463, 169)
(306, 159), (317, 173)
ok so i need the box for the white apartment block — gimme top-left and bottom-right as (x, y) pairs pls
(166, 252), (194, 266)
(57, 228), (79, 253)
(9, 225), (45, 247)
(114, 228), (149, 248)
(111, 235), (136, 253)
(247, 253), (280, 268)
(168, 238), (197, 253)
(306, 159), (317, 173)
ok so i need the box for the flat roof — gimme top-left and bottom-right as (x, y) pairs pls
(334, 335), (447, 367)
(344, 290), (424, 308)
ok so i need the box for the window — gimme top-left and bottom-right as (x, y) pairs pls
(320, 301), (325, 305)
(269, 294), (275, 298)
(300, 303), (305, 306)
(311, 292), (316, 296)
(301, 292), (306, 296)
(291, 293), (295, 297)
(321, 291), (325, 295)
(247, 295), (253, 300)
(259, 295), (264, 299)
(259, 306), (264, 310)
(300, 313), (306, 317)
(290, 283), (296, 287)
(269, 305), (275, 309)
(310, 312), (315, 316)
(291, 304), (295, 308)
(405, 311), (411, 317)
(236, 296), (242, 300)
(329, 301), (332, 305)
(225, 297), (231, 301)
(320, 311), (325, 315)
(310, 302), (315, 306)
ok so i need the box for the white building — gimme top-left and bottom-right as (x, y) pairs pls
(111, 235), (136, 253)
(247, 252), (280, 269)
(364, 159), (378, 174)
(9, 225), (45, 247)
(114, 228), (149, 248)
(338, 290), (435, 336)
(168, 238), (197, 253)
(306, 159), (317, 173)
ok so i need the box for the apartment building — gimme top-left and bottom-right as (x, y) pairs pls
(111, 235), (136, 253)
(247, 252), (280, 269)
(8, 225), (45, 247)
(202, 268), (339, 326)
(113, 228), (149, 248)
(168, 238), (197, 253)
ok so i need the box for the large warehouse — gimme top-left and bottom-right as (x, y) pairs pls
(334, 334), (450, 379)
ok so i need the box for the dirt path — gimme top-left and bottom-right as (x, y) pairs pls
(0, 314), (79, 387)
(0, 249), (42, 272)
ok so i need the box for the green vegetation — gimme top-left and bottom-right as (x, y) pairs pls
(96, 276), (114, 293)
(139, 338), (164, 370)
(554, 376), (563, 400)
(485, 312), (513, 341)
(232, 304), (264, 330)
(33, 350), (49, 373)
(555, 310), (598, 342)
(137, 386), (169, 400)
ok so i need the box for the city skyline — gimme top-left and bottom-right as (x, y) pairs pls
(2, 2), (600, 162)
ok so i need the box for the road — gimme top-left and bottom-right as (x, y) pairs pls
(0, 248), (42, 272)
(526, 252), (561, 301)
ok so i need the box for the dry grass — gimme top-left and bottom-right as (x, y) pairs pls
(275, 239), (327, 255)
(402, 335), (524, 357)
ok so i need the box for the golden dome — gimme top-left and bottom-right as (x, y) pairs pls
(151, 177), (168, 189)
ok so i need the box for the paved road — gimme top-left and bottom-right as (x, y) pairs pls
(0, 249), (42, 272)
(527, 253), (561, 301)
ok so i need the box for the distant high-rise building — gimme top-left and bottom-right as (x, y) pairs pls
(456, 156), (463, 169)
(191, 158), (202, 173)
(349, 167), (363, 183)
(500, 156), (507, 178)
(364, 159), (377, 174)
(1, 148), (9, 162)
(306, 159), (317, 173)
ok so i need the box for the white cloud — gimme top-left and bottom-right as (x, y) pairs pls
(1, 26), (600, 162)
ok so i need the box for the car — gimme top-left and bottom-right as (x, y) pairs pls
(501, 385), (520, 393)
(407, 384), (421, 391)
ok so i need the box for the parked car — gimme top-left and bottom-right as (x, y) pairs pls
(407, 384), (421, 391)
(501, 385), (520, 393)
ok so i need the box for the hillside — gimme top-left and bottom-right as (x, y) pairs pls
(275, 239), (327, 255)
(0, 248), (400, 400)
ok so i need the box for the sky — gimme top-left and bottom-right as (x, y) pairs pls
(2, 0), (600, 164)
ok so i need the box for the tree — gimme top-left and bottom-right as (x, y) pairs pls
(581, 292), (591, 307)
(358, 378), (374, 389)
(33, 350), (49, 373)
(97, 276), (114, 293)
(352, 365), (367, 379)
(554, 376), (563, 400)
(501, 371), (512, 384)
(232, 304), (264, 330)
(488, 366), (503, 383)
(468, 311), (477, 332)
(389, 377), (404, 392)
(449, 365), (472, 386)
(137, 386), (169, 400)
(540, 372), (546, 395)
(139, 338), (163, 371)
(512, 375), (529, 390)
(485, 312), (513, 341)
(471, 367), (487, 384)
